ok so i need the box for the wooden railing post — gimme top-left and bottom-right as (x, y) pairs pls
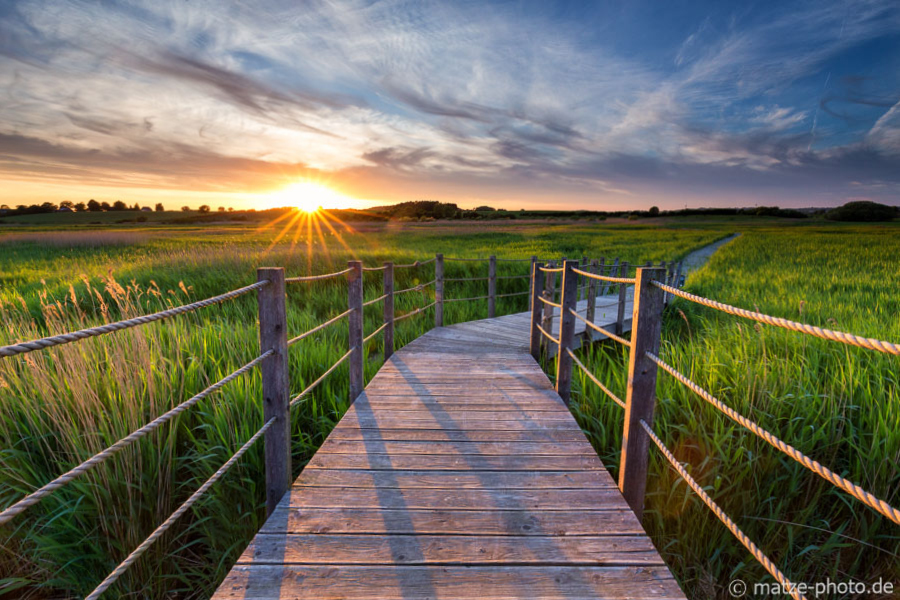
(529, 261), (545, 361)
(528, 255), (538, 310)
(585, 259), (599, 339)
(347, 261), (364, 401)
(488, 255), (497, 318)
(434, 253), (444, 327)
(541, 261), (558, 358)
(579, 256), (589, 301)
(556, 260), (579, 405)
(619, 266), (665, 520)
(257, 267), (290, 517)
(383, 261), (394, 361)
(616, 261), (629, 336)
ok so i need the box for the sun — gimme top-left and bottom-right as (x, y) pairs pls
(265, 181), (352, 212)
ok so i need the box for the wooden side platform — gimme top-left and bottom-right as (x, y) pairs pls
(212, 290), (683, 600)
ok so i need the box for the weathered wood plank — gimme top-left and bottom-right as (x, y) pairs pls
(212, 565), (684, 600)
(317, 440), (598, 456)
(326, 428), (586, 442)
(260, 506), (645, 536)
(283, 487), (622, 510)
(239, 534), (664, 566)
(293, 469), (616, 489)
(304, 453), (605, 471)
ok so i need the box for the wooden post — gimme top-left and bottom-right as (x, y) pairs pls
(257, 267), (290, 517)
(541, 261), (557, 358)
(347, 261), (364, 401)
(528, 261), (545, 361)
(599, 257), (617, 297)
(615, 261), (628, 336)
(434, 253), (444, 327)
(579, 256), (589, 301)
(383, 261), (394, 361)
(556, 260), (579, 405)
(528, 255), (538, 310)
(488, 255), (497, 318)
(585, 259), (599, 340)
(619, 267), (665, 520)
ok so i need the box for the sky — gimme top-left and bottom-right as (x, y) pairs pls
(1, 0), (899, 211)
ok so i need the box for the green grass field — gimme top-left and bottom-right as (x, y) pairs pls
(1, 217), (897, 599)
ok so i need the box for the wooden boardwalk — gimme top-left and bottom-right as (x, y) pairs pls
(213, 292), (683, 600)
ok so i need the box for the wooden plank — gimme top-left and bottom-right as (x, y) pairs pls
(260, 506), (646, 536)
(212, 565), (684, 600)
(239, 534), (664, 566)
(326, 428), (587, 442)
(293, 469), (616, 489)
(283, 487), (622, 510)
(304, 453), (605, 471)
(317, 440), (597, 456)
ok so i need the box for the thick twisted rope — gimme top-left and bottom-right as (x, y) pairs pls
(445, 295), (489, 302)
(539, 296), (562, 309)
(653, 281), (900, 356)
(363, 322), (388, 344)
(285, 268), (352, 283)
(445, 276), (489, 282)
(0, 281), (269, 359)
(496, 291), (530, 298)
(290, 349), (354, 407)
(444, 257), (485, 262)
(497, 274), (530, 280)
(640, 419), (806, 600)
(536, 323), (559, 345)
(0, 350), (272, 526)
(394, 301), (436, 322)
(566, 349), (626, 410)
(394, 282), (433, 296)
(569, 309), (631, 347)
(495, 258), (534, 262)
(362, 265), (388, 272)
(84, 418), (274, 600)
(394, 257), (435, 268)
(362, 294), (388, 307)
(571, 267), (636, 285)
(539, 266), (564, 273)
(647, 352), (900, 526)
(287, 309), (353, 346)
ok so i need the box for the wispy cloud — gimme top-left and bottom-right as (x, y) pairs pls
(0, 0), (898, 208)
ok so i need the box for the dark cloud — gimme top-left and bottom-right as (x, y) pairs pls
(362, 147), (435, 169)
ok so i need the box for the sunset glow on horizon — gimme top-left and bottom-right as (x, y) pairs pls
(1, 1), (898, 211)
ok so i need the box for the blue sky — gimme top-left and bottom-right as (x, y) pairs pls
(1, 0), (898, 209)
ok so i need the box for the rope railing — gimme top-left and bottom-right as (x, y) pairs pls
(445, 295), (489, 303)
(444, 257), (486, 262)
(536, 322), (559, 345)
(647, 351), (900, 526)
(445, 276), (489, 282)
(652, 281), (900, 356)
(290, 348), (355, 407)
(285, 268), (352, 283)
(0, 350), (273, 526)
(539, 296), (561, 309)
(84, 418), (275, 600)
(362, 294), (388, 307)
(394, 301), (437, 323)
(497, 274), (530, 280)
(571, 267), (636, 285)
(394, 257), (435, 268)
(362, 265), (388, 272)
(0, 281), (269, 359)
(539, 266), (564, 273)
(640, 419), (806, 600)
(394, 282), (432, 296)
(363, 322), (388, 344)
(495, 291), (530, 298)
(566, 348), (626, 410)
(569, 309), (631, 347)
(287, 309), (353, 347)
